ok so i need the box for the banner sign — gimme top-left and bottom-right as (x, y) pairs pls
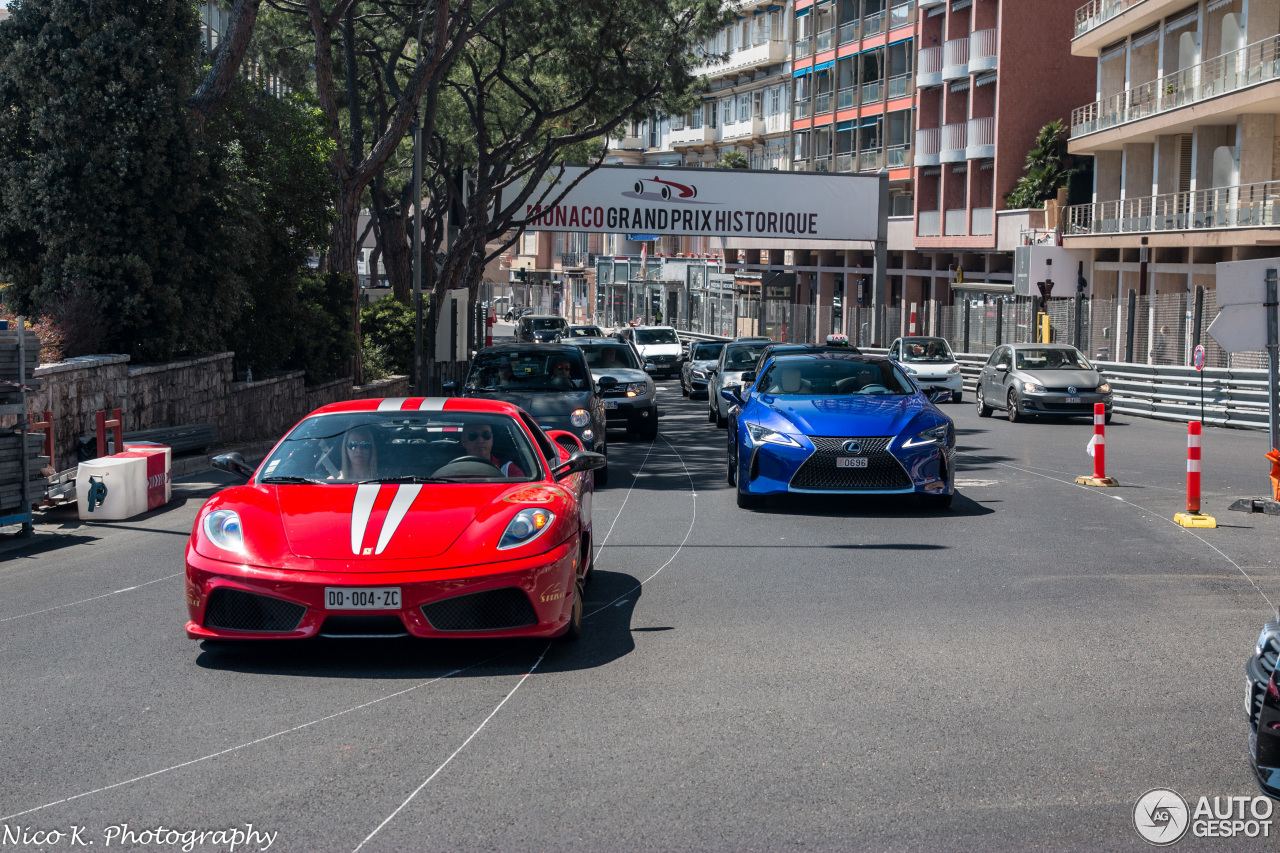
(522, 165), (885, 242)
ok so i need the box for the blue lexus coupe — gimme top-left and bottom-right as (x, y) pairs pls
(722, 353), (956, 509)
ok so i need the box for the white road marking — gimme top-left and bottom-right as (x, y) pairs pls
(593, 439), (656, 558)
(0, 573), (181, 624)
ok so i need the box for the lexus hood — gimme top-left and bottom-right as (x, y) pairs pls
(752, 393), (942, 438)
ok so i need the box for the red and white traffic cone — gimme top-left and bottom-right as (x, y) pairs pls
(1076, 403), (1118, 486)
(1175, 421), (1217, 527)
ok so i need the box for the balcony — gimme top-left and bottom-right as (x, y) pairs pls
(1070, 35), (1280, 140)
(859, 149), (884, 171)
(793, 100), (811, 120)
(795, 37), (812, 60)
(837, 86), (856, 110)
(942, 38), (969, 82)
(940, 122), (967, 163)
(945, 209), (968, 236)
(793, 158), (811, 172)
(1073, 0), (1140, 40)
(888, 1), (915, 31)
(917, 46), (943, 88)
(816, 28), (834, 53)
(669, 124), (715, 148)
(918, 209), (941, 237)
(971, 208), (994, 236)
(814, 92), (834, 116)
(763, 112), (789, 134)
(863, 10), (885, 37)
(696, 38), (788, 77)
(560, 252), (596, 270)
(965, 116), (994, 159)
(836, 153), (854, 173)
(916, 126), (941, 166)
(813, 157), (833, 173)
(614, 134), (646, 150)
(1065, 181), (1280, 236)
(839, 20), (859, 46)
(721, 117), (767, 141)
(861, 80), (882, 105)
(887, 72), (913, 100)
(887, 144), (912, 169)
(969, 28), (997, 73)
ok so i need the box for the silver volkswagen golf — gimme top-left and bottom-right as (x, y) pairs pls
(975, 344), (1114, 423)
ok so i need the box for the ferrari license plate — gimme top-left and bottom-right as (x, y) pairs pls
(836, 457), (869, 469)
(1065, 396), (1082, 403)
(603, 400), (618, 409)
(324, 587), (401, 610)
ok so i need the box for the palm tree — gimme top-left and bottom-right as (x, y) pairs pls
(1005, 120), (1080, 209)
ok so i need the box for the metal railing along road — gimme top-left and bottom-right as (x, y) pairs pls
(1071, 34), (1280, 138)
(1066, 180), (1280, 235)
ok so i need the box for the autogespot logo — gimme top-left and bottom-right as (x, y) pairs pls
(1134, 789), (1190, 845)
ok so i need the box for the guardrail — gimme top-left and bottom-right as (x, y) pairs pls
(675, 333), (1274, 431)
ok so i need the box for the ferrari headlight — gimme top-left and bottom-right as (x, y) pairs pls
(570, 409), (591, 428)
(498, 508), (556, 550)
(203, 510), (244, 553)
(1023, 382), (1045, 393)
(746, 423), (801, 447)
(625, 382), (648, 398)
(901, 424), (951, 449)
(1098, 382), (1112, 393)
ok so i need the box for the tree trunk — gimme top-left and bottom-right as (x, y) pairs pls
(330, 184), (363, 384)
(371, 183), (412, 304)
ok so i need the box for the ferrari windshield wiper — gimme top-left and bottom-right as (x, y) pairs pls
(259, 476), (327, 484)
(356, 475), (450, 484)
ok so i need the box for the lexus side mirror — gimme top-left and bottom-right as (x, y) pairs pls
(927, 389), (953, 404)
(212, 452), (255, 480)
(553, 450), (607, 481)
(742, 371), (756, 384)
(720, 387), (744, 406)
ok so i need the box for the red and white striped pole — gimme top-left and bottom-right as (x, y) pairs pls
(1092, 403), (1106, 481)
(1187, 421), (1202, 514)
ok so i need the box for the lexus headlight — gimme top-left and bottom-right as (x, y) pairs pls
(570, 409), (591, 428)
(498, 508), (555, 550)
(625, 382), (648, 397)
(1022, 382), (1045, 393)
(901, 424), (951, 449)
(1098, 382), (1112, 393)
(746, 423), (801, 447)
(203, 510), (244, 553)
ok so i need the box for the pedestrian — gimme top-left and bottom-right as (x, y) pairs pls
(1154, 325), (1170, 364)
(654, 307), (663, 325)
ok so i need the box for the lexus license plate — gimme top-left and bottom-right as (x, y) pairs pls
(836, 457), (868, 469)
(1066, 396), (1081, 403)
(603, 400), (618, 410)
(325, 587), (401, 610)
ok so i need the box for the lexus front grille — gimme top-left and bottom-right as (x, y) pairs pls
(789, 436), (912, 491)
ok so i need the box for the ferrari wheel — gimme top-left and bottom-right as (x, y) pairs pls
(560, 578), (584, 641)
(976, 385), (992, 418)
(1007, 391), (1021, 423)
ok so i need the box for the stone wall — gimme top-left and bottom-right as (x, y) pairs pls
(128, 353), (233, 433)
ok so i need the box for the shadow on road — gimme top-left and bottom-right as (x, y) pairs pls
(737, 490), (994, 520)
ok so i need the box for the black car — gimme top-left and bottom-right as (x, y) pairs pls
(449, 344), (609, 485)
(558, 324), (605, 340)
(517, 315), (569, 343)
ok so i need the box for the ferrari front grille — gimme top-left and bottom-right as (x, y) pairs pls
(421, 587), (538, 632)
(204, 588), (306, 632)
(789, 436), (912, 491)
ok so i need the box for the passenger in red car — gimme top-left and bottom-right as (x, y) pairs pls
(341, 427), (378, 480)
(461, 422), (525, 478)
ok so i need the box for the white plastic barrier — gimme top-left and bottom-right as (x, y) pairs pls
(76, 444), (172, 520)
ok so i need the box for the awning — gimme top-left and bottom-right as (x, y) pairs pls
(949, 79), (970, 93)
(950, 281), (1014, 294)
(860, 115), (881, 126)
(795, 6), (810, 15)
(836, 120), (854, 132)
(974, 72), (997, 87)
(812, 60), (834, 73)
(792, 66), (812, 77)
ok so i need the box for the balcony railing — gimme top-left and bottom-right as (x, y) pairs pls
(945, 208), (968, 236)
(765, 111), (788, 133)
(916, 126), (941, 165)
(814, 92), (833, 115)
(917, 46), (943, 87)
(919, 210), (941, 237)
(837, 86), (856, 110)
(863, 10), (885, 37)
(861, 80), (882, 104)
(889, 1), (915, 31)
(795, 36), (812, 59)
(813, 157), (832, 173)
(859, 149), (884, 171)
(887, 73), (912, 100)
(836, 153), (854, 173)
(887, 143), (912, 169)
(793, 100), (811, 120)
(966, 116), (994, 158)
(1071, 34), (1280, 139)
(816, 28), (834, 53)
(942, 37), (969, 81)
(971, 208), (994, 236)
(839, 20), (860, 46)
(1074, 0), (1141, 39)
(940, 121), (967, 162)
(1066, 180), (1280, 236)
(970, 28), (997, 72)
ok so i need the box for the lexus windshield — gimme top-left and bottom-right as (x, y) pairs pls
(258, 412), (541, 484)
(759, 357), (915, 396)
(1015, 348), (1092, 370)
(900, 338), (955, 363)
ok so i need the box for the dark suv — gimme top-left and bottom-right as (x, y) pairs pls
(517, 315), (569, 343)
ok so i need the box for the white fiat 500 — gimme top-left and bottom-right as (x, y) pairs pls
(888, 336), (965, 403)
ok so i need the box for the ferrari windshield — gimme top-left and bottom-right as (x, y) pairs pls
(759, 356), (915, 396)
(466, 349), (588, 391)
(258, 411), (541, 483)
(578, 344), (641, 370)
(1015, 348), (1092, 370)
(900, 338), (955, 363)
(635, 329), (679, 345)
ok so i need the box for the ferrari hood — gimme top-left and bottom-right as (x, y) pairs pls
(757, 394), (936, 437)
(275, 483), (508, 561)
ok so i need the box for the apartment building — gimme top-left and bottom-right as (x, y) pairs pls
(1065, 0), (1280, 363)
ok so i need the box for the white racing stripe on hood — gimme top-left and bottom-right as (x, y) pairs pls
(377, 398), (408, 411)
(375, 485), (422, 555)
(351, 484), (381, 554)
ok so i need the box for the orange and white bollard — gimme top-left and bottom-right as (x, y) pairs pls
(1075, 403), (1118, 487)
(1175, 421), (1217, 527)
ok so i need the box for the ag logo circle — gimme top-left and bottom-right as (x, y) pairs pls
(1133, 788), (1189, 845)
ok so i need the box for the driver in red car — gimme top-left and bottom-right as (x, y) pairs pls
(460, 422), (526, 478)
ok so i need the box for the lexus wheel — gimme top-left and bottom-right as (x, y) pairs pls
(727, 438), (737, 486)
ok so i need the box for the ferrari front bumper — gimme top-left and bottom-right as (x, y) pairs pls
(185, 538), (580, 641)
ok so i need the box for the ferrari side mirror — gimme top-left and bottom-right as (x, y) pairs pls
(212, 452), (255, 480)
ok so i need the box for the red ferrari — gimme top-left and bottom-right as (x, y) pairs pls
(185, 398), (605, 642)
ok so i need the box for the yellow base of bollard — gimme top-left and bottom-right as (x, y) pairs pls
(1075, 475), (1119, 487)
(1174, 511), (1218, 529)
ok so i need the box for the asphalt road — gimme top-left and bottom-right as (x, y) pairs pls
(3, 375), (1280, 851)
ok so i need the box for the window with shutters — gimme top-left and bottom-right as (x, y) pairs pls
(723, 98), (735, 124)
(1176, 133), (1193, 195)
(709, 100), (718, 128)
(739, 94), (751, 122)
(690, 105), (703, 129)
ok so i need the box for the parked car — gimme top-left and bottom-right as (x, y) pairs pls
(708, 339), (772, 427)
(888, 336), (964, 404)
(616, 325), (682, 376)
(680, 340), (725, 398)
(974, 343), (1113, 423)
(516, 314), (568, 342)
(448, 344), (609, 484)
(565, 338), (658, 440)
(558, 324), (605, 340)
